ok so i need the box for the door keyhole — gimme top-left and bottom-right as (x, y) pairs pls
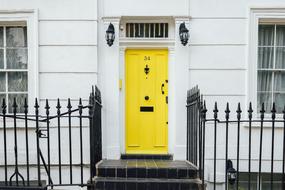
(145, 96), (149, 101)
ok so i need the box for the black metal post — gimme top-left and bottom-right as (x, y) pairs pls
(24, 99), (30, 186)
(67, 98), (73, 184)
(258, 103), (265, 190)
(35, 98), (41, 186)
(202, 101), (207, 188)
(78, 98), (84, 186)
(270, 103), (276, 190)
(45, 99), (51, 185)
(2, 99), (8, 185)
(236, 103), (242, 190)
(56, 99), (62, 184)
(283, 106), (285, 190)
(248, 102), (253, 190)
(225, 103), (230, 190)
(12, 98), (19, 186)
(213, 102), (218, 190)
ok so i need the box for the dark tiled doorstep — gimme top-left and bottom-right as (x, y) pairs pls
(98, 166), (196, 179)
(98, 160), (196, 169)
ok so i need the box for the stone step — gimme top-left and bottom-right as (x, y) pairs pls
(92, 177), (203, 190)
(97, 160), (198, 179)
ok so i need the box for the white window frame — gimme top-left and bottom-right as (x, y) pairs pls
(0, 10), (39, 114)
(249, 8), (285, 118)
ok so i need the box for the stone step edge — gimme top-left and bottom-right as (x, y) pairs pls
(92, 176), (202, 184)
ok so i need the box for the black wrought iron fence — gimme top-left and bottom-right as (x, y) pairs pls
(187, 86), (285, 190)
(0, 86), (102, 189)
(186, 86), (204, 182)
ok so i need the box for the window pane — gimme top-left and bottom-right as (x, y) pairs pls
(0, 73), (5, 92)
(0, 49), (4, 69)
(274, 72), (285, 91)
(6, 27), (27, 47)
(155, 23), (159, 37)
(8, 93), (27, 113)
(257, 92), (272, 112)
(274, 93), (285, 112)
(258, 25), (274, 46)
(276, 25), (285, 46)
(258, 71), (272, 91)
(135, 23), (139, 37)
(129, 23), (134, 37)
(6, 48), (28, 69)
(275, 47), (285, 69)
(139, 23), (144, 38)
(150, 24), (154, 37)
(145, 23), (149, 38)
(258, 47), (274, 69)
(0, 27), (3, 47)
(8, 72), (27, 92)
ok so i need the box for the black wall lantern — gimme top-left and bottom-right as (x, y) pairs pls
(106, 23), (115, 46)
(179, 22), (189, 46)
(226, 160), (237, 185)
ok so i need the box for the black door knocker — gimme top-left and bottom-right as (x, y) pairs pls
(144, 64), (150, 75)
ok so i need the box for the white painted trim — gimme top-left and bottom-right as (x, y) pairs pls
(248, 8), (285, 117)
(0, 10), (38, 114)
(118, 17), (176, 155)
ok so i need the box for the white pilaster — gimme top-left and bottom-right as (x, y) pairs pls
(100, 17), (121, 159)
(173, 17), (190, 160)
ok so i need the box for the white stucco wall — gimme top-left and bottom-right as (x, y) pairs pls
(0, 0), (98, 186)
(0, 0), (285, 188)
(188, 0), (285, 188)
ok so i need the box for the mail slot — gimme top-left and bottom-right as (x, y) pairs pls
(140, 106), (154, 112)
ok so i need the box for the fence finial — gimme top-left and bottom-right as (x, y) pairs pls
(271, 102), (276, 120)
(78, 98), (83, 115)
(2, 98), (6, 114)
(67, 98), (72, 111)
(56, 98), (61, 115)
(283, 105), (285, 120)
(24, 98), (28, 114)
(225, 102), (230, 120)
(260, 103), (265, 119)
(201, 100), (207, 120)
(248, 102), (253, 120)
(213, 102), (218, 119)
(236, 103), (242, 120)
(12, 98), (17, 114)
(45, 99), (50, 116)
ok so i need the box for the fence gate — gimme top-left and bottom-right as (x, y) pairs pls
(0, 86), (102, 189)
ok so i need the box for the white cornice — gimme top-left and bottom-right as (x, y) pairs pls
(101, 16), (121, 22)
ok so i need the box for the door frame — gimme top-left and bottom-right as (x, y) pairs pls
(119, 43), (175, 155)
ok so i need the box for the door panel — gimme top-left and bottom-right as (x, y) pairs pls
(126, 49), (168, 154)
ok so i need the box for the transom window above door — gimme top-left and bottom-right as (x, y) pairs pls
(257, 24), (285, 113)
(126, 23), (169, 38)
(0, 26), (28, 113)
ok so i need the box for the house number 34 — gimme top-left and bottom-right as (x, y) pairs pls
(144, 56), (151, 61)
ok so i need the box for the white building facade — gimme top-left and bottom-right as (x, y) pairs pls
(0, 0), (285, 189)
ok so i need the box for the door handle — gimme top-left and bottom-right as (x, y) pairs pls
(161, 83), (165, 95)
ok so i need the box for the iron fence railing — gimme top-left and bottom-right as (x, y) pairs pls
(0, 86), (102, 189)
(187, 86), (285, 190)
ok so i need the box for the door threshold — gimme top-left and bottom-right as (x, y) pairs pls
(121, 154), (173, 160)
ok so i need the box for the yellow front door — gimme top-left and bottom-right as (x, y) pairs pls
(125, 49), (168, 154)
